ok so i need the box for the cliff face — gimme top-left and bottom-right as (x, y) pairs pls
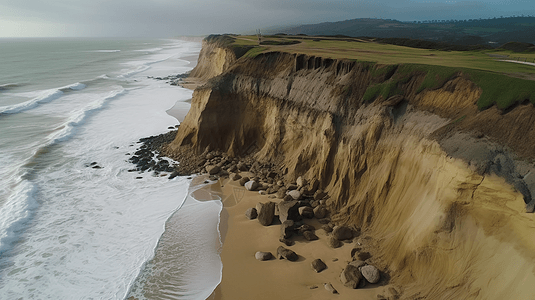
(168, 42), (535, 299)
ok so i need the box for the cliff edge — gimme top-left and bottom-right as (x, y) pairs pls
(166, 36), (535, 299)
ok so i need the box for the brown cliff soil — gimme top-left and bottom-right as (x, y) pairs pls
(165, 41), (535, 299)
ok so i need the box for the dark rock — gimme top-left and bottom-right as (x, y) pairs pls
(256, 201), (275, 226)
(280, 220), (295, 239)
(322, 224), (334, 233)
(332, 226), (353, 240)
(239, 177), (250, 186)
(309, 178), (320, 194)
(278, 200), (300, 223)
(349, 260), (366, 268)
(340, 264), (363, 289)
(245, 207), (258, 220)
(356, 252), (372, 261)
(299, 206), (314, 219)
(283, 194), (294, 201)
(313, 205), (328, 219)
(245, 180), (259, 191)
(276, 187), (287, 199)
(324, 283), (338, 294)
(237, 162), (248, 171)
(168, 171), (180, 179)
(206, 165), (221, 175)
(311, 258), (327, 273)
(287, 184), (298, 191)
(279, 238), (294, 246)
(303, 231), (319, 241)
(350, 247), (362, 258)
(318, 218), (331, 224)
(328, 236), (343, 248)
(310, 200), (320, 208)
(277, 246), (298, 261)
(361, 265), (380, 284)
(255, 251), (273, 261)
(230, 173), (242, 181)
(308, 285), (319, 289)
(298, 224), (315, 234)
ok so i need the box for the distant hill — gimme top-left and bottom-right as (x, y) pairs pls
(276, 17), (535, 47)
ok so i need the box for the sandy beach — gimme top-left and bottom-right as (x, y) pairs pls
(198, 173), (395, 300)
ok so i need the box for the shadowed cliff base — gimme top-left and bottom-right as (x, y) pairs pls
(163, 35), (535, 299)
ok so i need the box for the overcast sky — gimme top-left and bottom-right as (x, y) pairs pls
(1, 0), (534, 37)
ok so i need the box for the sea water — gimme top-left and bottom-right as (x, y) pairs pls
(0, 38), (222, 299)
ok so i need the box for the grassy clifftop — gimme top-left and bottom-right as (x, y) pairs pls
(213, 34), (535, 111)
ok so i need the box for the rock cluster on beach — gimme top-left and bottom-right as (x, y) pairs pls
(148, 71), (190, 86)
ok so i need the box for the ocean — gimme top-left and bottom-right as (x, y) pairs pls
(0, 38), (222, 299)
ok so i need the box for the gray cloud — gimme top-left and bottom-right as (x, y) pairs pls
(1, 0), (534, 37)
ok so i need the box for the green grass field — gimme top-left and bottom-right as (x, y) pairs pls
(227, 35), (535, 110)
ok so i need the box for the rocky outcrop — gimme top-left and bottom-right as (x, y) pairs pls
(164, 37), (535, 300)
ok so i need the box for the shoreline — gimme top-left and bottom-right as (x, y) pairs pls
(200, 173), (396, 300)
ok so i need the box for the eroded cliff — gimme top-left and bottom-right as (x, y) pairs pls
(166, 39), (535, 299)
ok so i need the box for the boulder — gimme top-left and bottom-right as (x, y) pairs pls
(298, 224), (315, 234)
(328, 236), (343, 248)
(283, 194), (294, 201)
(206, 165), (220, 175)
(309, 178), (320, 194)
(303, 231), (319, 241)
(299, 206), (314, 219)
(322, 224), (334, 233)
(245, 180), (259, 191)
(288, 190), (301, 200)
(277, 246), (298, 261)
(324, 283), (338, 294)
(280, 220), (295, 239)
(237, 162), (248, 171)
(313, 205), (328, 219)
(360, 265), (380, 284)
(276, 187), (287, 199)
(255, 251), (273, 261)
(287, 184), (298, 191)
(311, 258), (327, 273)
(332, 226), (353, 240)
(256, 201), (275, 226)
(296, 176), (307, 188)
(279, 238), (294, 246)
(278, 200), (300, 223)
(349, 260), (366, 268)
(239, 177), (250, 186)
(230, 173), (242, 181)
(340, 264), (363, 289)
(245, 207), (258, 220)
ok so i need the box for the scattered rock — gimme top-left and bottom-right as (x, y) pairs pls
(313, 205), (328, 219)
(350, 247), (362, 258)
(206, 165), (220, 175)
(311, 259), (327, 273)
(278, 200), (300, 223)
(245, 207), (258, 220)
(299, 206), (314, 219)
(340, 264), (363, 289)
(298, 224), (315, 234)
(356, 251), (372, 261)
(255, 251), (273, 261)
(277, 246), (298, 261)
(328, 236), (343, 248)
(322, 224), (334, 233)
(280, 220), (296, 239)
(168, 171), (180, 179)
(332, 226), (354, 240)
(239, 177), (250, 186)
(308, 285), (319, 289)
(245, 180), (259, 191)
(349, 260), (366, 268)
(361, 265), (380, 284)
(324, 283), (338, 294)
(288, 190), (301, 200)
(303, 231), (319, 241)
(318, 218), (331, 224)
(256, 201), (275, 226)
(276, 187), (288, 199)
(279, 238), (294, 246)
(287, 184), (298, 191)
(230, 173), (242, 181)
